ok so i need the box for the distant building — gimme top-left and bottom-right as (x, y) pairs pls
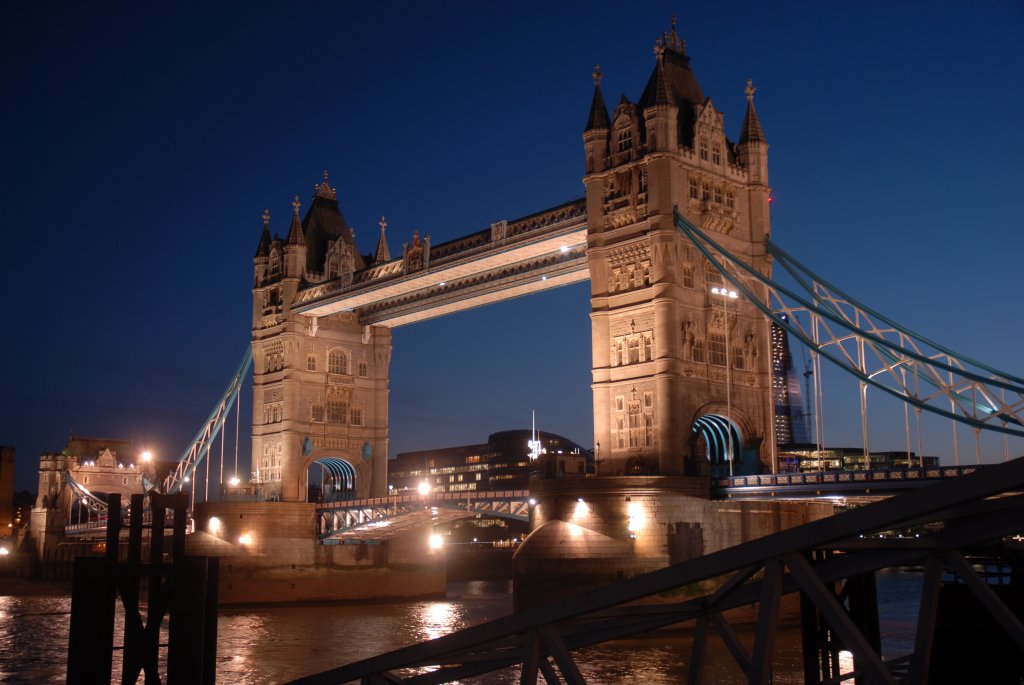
(0, 446), (14, 534)
(770, 318), (808, 445)
(777, 443), (939, 472)
(389, 430), (592, 494)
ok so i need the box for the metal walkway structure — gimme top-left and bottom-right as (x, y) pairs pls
(317, 490), (530, 542)
(674, 211), (1024, 461)
(286, 457), (1024, 685)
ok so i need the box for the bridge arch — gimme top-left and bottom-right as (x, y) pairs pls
(687, 406), (751, 477)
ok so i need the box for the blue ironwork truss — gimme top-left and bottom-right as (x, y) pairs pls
(162, 346), (253, 494)
(674, 210), (1024, 440)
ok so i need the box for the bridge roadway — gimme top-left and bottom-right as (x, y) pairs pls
(317, 465), (984, 542)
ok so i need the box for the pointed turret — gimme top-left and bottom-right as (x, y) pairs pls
(255, 209), (271, 258)
(583, 65), (611, 175)
(374, 216), (392, 263)
(643, 44), (678, 152)
(739, 79), (766, 144)
(286, 196), (306, 246)
(585, 65), (610, 132)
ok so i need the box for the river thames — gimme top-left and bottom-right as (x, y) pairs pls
(0, 572), (921, 683)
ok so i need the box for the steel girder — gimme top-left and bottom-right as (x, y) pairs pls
(162, 346), (252, 494)
(673, 211), (1024, 440)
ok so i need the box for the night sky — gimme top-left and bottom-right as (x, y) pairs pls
(3, 2), (1022, 493)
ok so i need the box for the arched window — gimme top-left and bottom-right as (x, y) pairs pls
(328, 349), (348, 375)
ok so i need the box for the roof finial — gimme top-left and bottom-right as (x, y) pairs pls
(745, 78), (756, 101)
(592, 64), (602, 86)
(292, 195), (301, 217)
(314, 170), (337, 200)
(664, 14), (685, 53)
(262, 208), (270, 228)
(379, 215), (387, 233)
(654, 39), (665, 61)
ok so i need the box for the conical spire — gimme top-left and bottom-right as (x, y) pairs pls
(648, 44), (672, 107)
(375, 216), (392, 263)
(739, 79), (766, 144)
(584, 65), (610, 131)
(255, 209), (271, 257)
(286, 195), (306, 246)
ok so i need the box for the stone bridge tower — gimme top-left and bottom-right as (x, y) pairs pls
(251, 174), (391, 502)
(584, 23), (774, 476)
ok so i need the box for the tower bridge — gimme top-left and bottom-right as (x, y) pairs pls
(34, 19), (1024, 621)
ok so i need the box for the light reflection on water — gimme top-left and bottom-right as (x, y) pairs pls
(2, 570), (922, 684)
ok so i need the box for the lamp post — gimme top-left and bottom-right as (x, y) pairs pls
(594, 441), (601, 477)
(711, 286), (738, 477)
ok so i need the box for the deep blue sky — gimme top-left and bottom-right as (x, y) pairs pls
(3, 2), (1022, 492)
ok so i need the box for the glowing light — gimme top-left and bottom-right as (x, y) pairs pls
(541, 275), (547, 281)
(528, 498), (537, 506)
(229, 476), (240, 486)
(140, 450), (153, 463)
(559, 245), (570, 253)
(183, 476), (190, 483)
(208, 517), (222, 534)
(417, 481), (431, 496)
(429, 534), (444, 549)
(627, 501), (645, 533)
(0, 548), (9, 556)
(574, 498), (589, 517)
(238, 533), (253, 546)
(438, 281), (446, 287)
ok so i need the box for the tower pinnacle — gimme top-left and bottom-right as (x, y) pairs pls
(287, 196), (305, 246)
(374, 215), (392, 263)
(739, 79), (766, 144)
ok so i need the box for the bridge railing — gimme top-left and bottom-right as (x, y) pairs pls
(315, 489), (531, 512)
(717, 465), (982, 489)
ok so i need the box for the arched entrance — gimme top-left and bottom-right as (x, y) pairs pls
(690, 414), (743, 477)
(306, 457), (357, 503)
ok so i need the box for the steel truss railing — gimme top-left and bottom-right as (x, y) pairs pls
(284, 457), (1024, 685)
(317, 490), (531, 540)
(162, 346), (252, 494)
(64, 470), (111, 517)
(673, 211), (1024, 442)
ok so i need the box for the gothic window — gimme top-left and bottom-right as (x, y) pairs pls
(726, 189), (735, 209)
(358, 361), (368, 377)
(639, 167), (648, 193)
(272, 404), (282, 423)
(311, 405), (324, 423)
(617, 128), (632, 153)
(627, 266), (637, 288)
(643, 335), (653, 361)
(689, 178), (698, 199)
(611, 341), (621, 366)
(642, 262), (652, 285)
(269, 255), (281, 277)
(644, 414), (655, 446)
(714, 186), (723, 204)
(643, 392), (653, 409)
(628, 339), (641, 364)
(705, 262), (724, 286)
(350, 407), (363, 426)
(701, 181), (710, 201)
(610, 268), (621, 293)
(328, 349), (348, 375)
(615, 395), (625, 412)
(712, 144), (721, 165)
(327, 398), (348, 424)
(683, 264), (694, 289)
(709, 333), (727, 367)
(733, 346), (745, 370)
(699, 138), (708, 161)
(307, 354), (316, 371)
(693, 339), (706, 363)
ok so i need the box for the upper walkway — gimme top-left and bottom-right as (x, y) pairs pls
(292, 200), (587, 327)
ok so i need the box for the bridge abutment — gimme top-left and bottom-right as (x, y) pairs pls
(514, 477), (832, 610)
(189, 501), (445, 604)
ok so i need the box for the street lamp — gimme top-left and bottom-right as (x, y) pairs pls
(594, 441), (601, 477)
(711, 286), (738, 477)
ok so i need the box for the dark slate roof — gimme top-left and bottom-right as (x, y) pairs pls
(638, 48), (705, 146)
(286, 211), (306, 246)
(584, 82), (610, 131)
(302, 195), (365, 273)
(254, 225), (271, 258)
(739, 96), (766, 144)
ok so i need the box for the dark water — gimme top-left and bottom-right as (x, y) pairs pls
(0, 570), (922, 684)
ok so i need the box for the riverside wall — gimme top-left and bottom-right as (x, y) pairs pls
(189, 501), (446, 605)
